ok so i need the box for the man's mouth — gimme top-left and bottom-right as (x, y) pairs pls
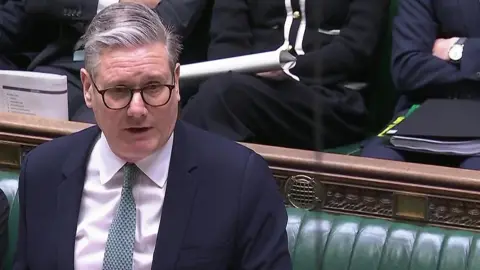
(126, 127), (151, 134)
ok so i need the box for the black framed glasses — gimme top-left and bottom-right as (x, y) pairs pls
(90, 76), (176, 110)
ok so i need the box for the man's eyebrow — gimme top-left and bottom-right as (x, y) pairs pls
(144, 74), (171, 82)
(104, 74), (172, 87)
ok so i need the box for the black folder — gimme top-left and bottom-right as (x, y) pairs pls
(389, 99), (480, 155)
(394, 99), (480, 139)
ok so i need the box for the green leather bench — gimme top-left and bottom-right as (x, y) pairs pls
(0, 171), (19, 270)
(287, 207), (480, 269)
(3, 169), (480, 270)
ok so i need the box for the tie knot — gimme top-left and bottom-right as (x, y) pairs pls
(123, 163), (139, 189)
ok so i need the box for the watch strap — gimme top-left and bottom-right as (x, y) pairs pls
(455, 37), (467, 46)
(448, 37), (467, 63)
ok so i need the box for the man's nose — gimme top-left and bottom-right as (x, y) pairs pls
(127, 92), (147, 117)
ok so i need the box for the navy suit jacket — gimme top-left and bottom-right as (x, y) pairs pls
(13, 121), (292, 270)
(23, 0), (211, 43)
(0, 0), (60, 56)
(391, 0), (480, 107)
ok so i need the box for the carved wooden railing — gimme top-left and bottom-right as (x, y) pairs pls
(2, 112), (480, 231)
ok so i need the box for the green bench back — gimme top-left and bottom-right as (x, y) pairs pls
(287, 207), (480, 270)
(0, 171), (19, 270)
(2, 172), (480, 270)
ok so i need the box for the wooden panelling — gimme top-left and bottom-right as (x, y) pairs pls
(2, 112), (480, 231)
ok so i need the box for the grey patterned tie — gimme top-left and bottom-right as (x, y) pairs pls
(102, 163), (138, 270)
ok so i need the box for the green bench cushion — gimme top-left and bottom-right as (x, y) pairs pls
(287, 207), (480, 270)
(324, 142), (362, 156)
(5, 171), (480, 270)
(0, 170), (19, 270)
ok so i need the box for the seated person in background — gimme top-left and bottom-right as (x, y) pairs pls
(14, 3), (291, 270)
(0, 0), (158, 123)
(361, 0), (480, 169)
(153, 0), (215, 106)
(181, 0), (389, 151)
(0, 0), (207, 123)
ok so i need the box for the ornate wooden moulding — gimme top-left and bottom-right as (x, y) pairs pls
(2, 112), (480, 231)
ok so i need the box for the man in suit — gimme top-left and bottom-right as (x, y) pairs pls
(0, 0), (210, 122)
(360, 0), (480, 169)
(14, 3), (292, 270)
(25, 0), (207, 38)
(181, 0), (389, 151)
(0, 0), (103, 122)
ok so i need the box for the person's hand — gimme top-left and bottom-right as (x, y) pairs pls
(256, 70), (288, 80)
(432, 37), (459, 60)
(119, 0), (161, 8)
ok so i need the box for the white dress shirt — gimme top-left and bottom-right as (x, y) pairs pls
(97, 0), (119, 14)
(74, 133), (173, 270)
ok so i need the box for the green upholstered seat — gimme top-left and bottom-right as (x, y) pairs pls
(287, 207), (480, 270)
(5, 171), (480, 269)
(0, 171), (19, 270)
(324, 143), (362, 156)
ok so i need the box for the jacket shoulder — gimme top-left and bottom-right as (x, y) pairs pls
(182, 122), (263, 170)
(24, 126), (98, 170)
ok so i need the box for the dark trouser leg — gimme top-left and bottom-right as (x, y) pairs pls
(360, 110), (409, 161)
(361, 136), (467, 166)
(179, 79), (202, 108)
(0, 55), (18, 70)
(459, 156), (480, 170)
(181, 72), (367, 150)
(361, 110), (472, 167)
(360, 136), (407, 161)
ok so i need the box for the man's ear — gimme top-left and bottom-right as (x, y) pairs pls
(80, 68), (93, 108)
(174, 63), (181, 102)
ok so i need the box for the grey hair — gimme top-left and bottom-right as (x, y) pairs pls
(82, 2), (182, 77)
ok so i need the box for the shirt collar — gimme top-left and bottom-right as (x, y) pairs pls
(97, 132), (174, 188)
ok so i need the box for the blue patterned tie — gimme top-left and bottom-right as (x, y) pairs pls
(102, 163), (138, 270)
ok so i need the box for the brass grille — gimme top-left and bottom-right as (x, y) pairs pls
(285, 175), (320, 210)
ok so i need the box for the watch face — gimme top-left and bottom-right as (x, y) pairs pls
(449, 45), (463, 61)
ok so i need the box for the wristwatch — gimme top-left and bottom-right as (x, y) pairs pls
(448, 37), (467, 63)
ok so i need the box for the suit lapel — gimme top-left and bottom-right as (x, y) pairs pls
(152, 121), (199, 269)
(458, 0), (480, 36)
(56, 126), (101, 270)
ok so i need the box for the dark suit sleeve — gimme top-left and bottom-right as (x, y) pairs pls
(236, 152), (291, 270)
(207, 0), (253, 60)
(154, 0), (208, 38)
(0, 0), (30, 52)
(290, 0), (388, 83)
(24, 0), (98, 21)
(390, 0), (466, 91)
(13, 155), (29, 270)
(460, 38), (480, 78)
